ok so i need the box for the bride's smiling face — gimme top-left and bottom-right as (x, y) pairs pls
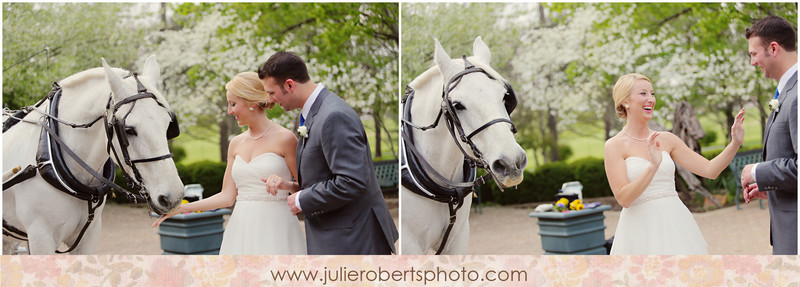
(625, 79), (656, 121)
(226, 91), (251, 126)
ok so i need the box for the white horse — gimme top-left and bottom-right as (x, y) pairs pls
(401, 37), (527, 254)
(3, 56), (184, 254)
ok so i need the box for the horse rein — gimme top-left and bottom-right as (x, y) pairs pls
(401, 55), (518, 254)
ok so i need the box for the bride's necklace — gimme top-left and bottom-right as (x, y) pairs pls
(247, 122), (272, 140)
(622, 129), (650, 142)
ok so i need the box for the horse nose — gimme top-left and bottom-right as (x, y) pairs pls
(157, 195), (172, 209)
(492, 154), (527, 176)
(492, 158), (512, 175)
(515, 154), (527, 170)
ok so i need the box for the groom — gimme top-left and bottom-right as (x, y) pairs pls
(258, 51), (398, 255)
(740, 16), (797, 255)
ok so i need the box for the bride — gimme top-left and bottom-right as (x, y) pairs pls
(153, 71), (306, 255)
(604, 73), (745, 255)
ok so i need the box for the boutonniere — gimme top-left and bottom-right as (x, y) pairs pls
(297, 125), (308, 138)
(769, 99), (780, 112)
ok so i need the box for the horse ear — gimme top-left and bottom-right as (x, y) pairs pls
(473, 36), (491, 66)
(102, 58), (135, 101)
(434, 38), (459, 81)
(142, 55), (160, 86)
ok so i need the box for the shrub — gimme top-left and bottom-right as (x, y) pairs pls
(533, 161), (575, 199)
(570, 157), (612, 198)
(558, 144), (573, 162)
(487, 169), (538, 205)
(184, 160), (227, 199)
(171, 145), (187, 164)
(698, 130), (718, 146)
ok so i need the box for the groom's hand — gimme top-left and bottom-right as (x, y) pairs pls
(287, 193), (301, 215)
(741, 164), (756, 188)
(744, 183), (767, 204)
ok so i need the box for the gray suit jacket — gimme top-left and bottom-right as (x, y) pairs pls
(296, 88), (398, 254)
(757, 71), (798, 255)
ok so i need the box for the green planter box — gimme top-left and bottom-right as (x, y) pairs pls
(152, 208), (231, 255)
(529, 205), (611, 255)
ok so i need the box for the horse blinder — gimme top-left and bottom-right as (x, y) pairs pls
(167, 112), (180, 139)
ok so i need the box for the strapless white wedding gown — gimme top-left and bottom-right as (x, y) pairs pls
(219, 153), (307, 255)
(610, 151), (709, 255)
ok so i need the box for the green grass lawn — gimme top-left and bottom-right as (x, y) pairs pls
(174, 114), (399, 165)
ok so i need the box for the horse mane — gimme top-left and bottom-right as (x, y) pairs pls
(58, 66), (174, 112)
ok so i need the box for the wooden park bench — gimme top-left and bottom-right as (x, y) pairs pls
(728, 149), (765, 210)
(373, 159), (398, 196)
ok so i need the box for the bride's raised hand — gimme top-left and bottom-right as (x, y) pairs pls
(647, 132), (662, 169)
(731, 108), (745, 146)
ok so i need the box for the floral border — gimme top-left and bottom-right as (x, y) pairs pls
(3, 255), (799, 286)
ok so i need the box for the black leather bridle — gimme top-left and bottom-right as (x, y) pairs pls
(401, 55), (517, 254)
(105, 73), (180, 200)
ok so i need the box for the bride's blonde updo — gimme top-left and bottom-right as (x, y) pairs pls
(225, 71), (275, 110)
(612, 73), (650, 119)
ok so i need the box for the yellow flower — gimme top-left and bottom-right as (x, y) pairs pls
(570, 199), (584, 210)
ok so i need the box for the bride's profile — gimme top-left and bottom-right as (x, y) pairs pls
(153, 71), (306, 255)
(603, 73), (745, 255)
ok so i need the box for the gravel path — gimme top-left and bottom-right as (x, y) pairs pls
(467, 199), (773, 255)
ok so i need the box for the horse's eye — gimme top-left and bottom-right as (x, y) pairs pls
(452, 102), (466, 111)
(125, 126), (137, 136)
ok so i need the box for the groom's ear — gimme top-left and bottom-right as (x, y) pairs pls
(284, 79), (295, 92)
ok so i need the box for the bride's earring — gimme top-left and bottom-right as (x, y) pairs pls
(624, 104), (630, 109)
(249, 107), (255, 111)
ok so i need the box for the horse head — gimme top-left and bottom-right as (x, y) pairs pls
(102, 56), (184, 215)
(431, 37), (526, 188)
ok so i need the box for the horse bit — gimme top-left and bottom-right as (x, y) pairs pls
(401, 55), (517, 254)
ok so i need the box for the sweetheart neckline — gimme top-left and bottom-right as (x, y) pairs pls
(234, 152), (282, 164)
(625, 150), (670, 162)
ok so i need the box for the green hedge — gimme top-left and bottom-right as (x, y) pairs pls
(481, 157), (613, 205)
(572, 157), (611, 198)
(109, 160), (227, 203)
(180, 160), (227, 199)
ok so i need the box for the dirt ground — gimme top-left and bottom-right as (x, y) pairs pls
(90, 198), (399, 255)
(467, 198), (773, 255)
(7, 197), (772, 255)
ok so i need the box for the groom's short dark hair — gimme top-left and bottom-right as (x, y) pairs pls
(258, 51), (312, 84)
(746, 16), (797, 52)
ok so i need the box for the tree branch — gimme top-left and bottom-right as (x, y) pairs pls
(657, 8), (693, 27)
(280, 17), (317, 35)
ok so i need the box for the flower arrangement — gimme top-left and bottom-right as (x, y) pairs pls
(554, 198), (584, 212)
(769, 99), (780, 111)
(297, 125), (308, 138)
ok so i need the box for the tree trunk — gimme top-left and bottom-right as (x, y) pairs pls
(374, 113), (382, 158)
(603, 90), (616, 140)
(219, 119), (229, 162)
(537, 111), (548, 163)
(547, 106), (559, 162)
(724, 102), (735, 142)
(671, 101), (720, 208)
(219, 116), (238, 162)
